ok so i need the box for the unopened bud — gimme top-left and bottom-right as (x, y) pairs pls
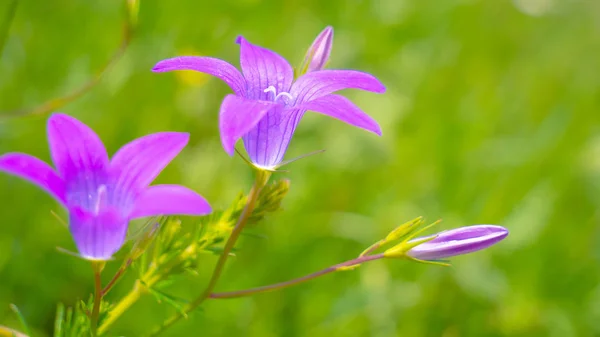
(384, 216), (424, 243)
(385, 224), (509, 263)
(299, 26), (334, 74)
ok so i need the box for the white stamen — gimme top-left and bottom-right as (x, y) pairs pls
(263, 86), (277, 96)
(94, 185), (107, 214)
(275, 92), (293, 101)
(263, 85), (293, 103)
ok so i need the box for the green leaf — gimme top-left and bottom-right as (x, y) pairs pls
(9, 304), (32, 336)
(147, 287), (190, 319)
(54, 303), (65, 337)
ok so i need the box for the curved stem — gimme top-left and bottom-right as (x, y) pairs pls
(90, 262), (105, 337)
(149, 170), (271, 336)
(210, 253), (385, 299)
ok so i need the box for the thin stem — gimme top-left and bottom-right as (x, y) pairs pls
(102, 258), (133, 296)
(210, 253), (385, 299)
(149, 170), (271, 336)
(90, 262), (105, 337)
(359, 240), (383, 257)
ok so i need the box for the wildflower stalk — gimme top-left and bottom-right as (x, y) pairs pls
(90, 261), (105, 337)
(210, 253), (385, 299)
(149, 169), (271, 336)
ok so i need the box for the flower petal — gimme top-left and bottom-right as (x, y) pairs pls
(109, 132), (189, 200)
(152, 56), (246, 96)
(236, 36), (294, 100)
(219, 94), (279, 156)
(47, 113), (109, 183)
(300, 94), (382, 136)
(0, 153), (66, 205)
(242, 106), (304, 168)
(408, 225), (509, 260)
(131, 184), (212, 218)
(291, 70), (386, 104)
(69, 206), (129, 260)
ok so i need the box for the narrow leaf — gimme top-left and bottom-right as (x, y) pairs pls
(54, 303), (65, 337)
(9, 304), (32, 336)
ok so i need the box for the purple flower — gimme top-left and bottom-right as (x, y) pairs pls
(300, 26), (334, 73)
(0, 113), (211, 260)
(152, 34), (385, 170)
(407, 225), (509, 261)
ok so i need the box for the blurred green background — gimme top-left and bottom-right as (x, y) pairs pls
(1, 0), (599, 336)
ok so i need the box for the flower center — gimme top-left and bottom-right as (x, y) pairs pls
(263, 86), (293, 103)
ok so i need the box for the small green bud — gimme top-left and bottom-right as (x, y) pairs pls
(384, 216), (424, 243)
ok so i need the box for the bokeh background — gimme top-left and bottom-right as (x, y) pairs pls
(1, 0), (600, 336)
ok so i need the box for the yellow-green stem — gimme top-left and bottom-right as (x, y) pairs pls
(149, 170), (271, 336)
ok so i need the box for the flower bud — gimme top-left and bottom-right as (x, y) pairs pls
(300, 26), (334, 74)
(406, 225), (509, 261)
(384, 225), (508, 262)
(384, 216), (424, 243)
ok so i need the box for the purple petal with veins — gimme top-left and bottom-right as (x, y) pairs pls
(152, 31), (386, 168)
(0, 113), (212, 260)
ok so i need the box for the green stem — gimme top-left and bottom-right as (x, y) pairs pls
(90, 262), (105, 337)
(210, 253), (385, 299)
(149, 170), (271, 336)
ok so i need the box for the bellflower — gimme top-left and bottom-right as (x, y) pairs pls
(152, 34), (385, 170)
(299, 26), (334, 74)
(0, 113), (212, 260)
(406, 225), (509, 261)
